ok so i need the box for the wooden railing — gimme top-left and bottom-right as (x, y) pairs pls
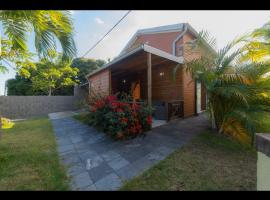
(117, 99), (184, 122)
(167, 100), (184, 121)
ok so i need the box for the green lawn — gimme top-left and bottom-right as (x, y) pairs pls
(120, 112), (270, 191)
(254, 112), (270, 133)
(0, 118), (69, 191)
(121, 131), (257, 191)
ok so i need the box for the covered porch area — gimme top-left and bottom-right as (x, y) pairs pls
(109, 44), (185, 121)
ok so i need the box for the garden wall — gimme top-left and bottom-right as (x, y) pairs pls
(0, 85), (88, 119)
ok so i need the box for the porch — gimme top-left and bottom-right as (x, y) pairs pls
(109, 45), (185, 121)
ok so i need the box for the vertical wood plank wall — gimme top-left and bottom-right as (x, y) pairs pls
(147, 53), (152, 106)
(152, 62), (183, 102)
(182, 31), (204, 117)
(88, 69), (110, 96)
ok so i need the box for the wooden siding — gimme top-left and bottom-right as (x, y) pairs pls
(175, 37), (184, 56)
(182, 31), (198, 117)
(88, 69), (110, 96)
(152, 62), (183, 102)
(111, 60), (183, 103)
(129, 31), (181, 54)
(201, 83), (206, 111)
(182, 67), (195, 117)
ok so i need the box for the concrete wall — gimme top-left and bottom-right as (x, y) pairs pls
(256, 133), (270, 190)
(0, 96), (77, 119)
(0, 86), (88, 119)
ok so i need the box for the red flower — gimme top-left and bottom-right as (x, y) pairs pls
(107, 95), (117, 102)
(131, 103), (140, 111)
(110, 101), (118, 108)
(147, 116), (152, 125)
(116, 107), (124, 113)
(136, 123), (142, 132)
(95, 100), (105, 109)
(121, 117), (128, 123)
(90, 106), (97, 112)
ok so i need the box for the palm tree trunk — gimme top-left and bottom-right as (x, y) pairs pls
(218, 126), (224, 134)
(48, 87), (52, 96)
(210, 106), (217, 130)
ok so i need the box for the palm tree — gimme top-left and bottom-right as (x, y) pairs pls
(0, 10), (76, 61)
(0, 10), (77, 136)
(176, 31), (270, 144)
(241, 21), (270, 62)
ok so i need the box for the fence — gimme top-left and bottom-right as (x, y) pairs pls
(0, 85), (88, 119)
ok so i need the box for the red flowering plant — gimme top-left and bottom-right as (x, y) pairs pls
(87, 91), (153, 140)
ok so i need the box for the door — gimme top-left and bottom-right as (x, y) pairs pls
(196, 81), (202, 113)
(131, 80), (141, 101)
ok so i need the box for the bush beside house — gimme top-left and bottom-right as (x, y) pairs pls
(87, 93), (153, 140)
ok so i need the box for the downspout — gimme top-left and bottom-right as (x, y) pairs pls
(172, 23), (188, 56)
(173, 24), (188, 118)
(194, 79), (198, 116)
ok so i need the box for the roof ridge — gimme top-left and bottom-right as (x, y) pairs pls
(137, 23), (185, 34)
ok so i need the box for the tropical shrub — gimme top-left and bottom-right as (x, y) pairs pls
(87, 93), (153, 140)
(176, 30), (270, 145)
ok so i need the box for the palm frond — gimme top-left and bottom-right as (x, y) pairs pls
(196, 30), (217, 52)
(0, 10), (77, 60)
(0, 64), (8, 73)
(2, 19), (29, 51)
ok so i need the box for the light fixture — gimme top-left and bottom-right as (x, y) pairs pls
(159, 72), (164, 76)
(122, 79), (126, 83)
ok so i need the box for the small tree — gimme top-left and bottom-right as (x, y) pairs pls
(71, 57), (106, 84)
(31, 52), (79, 96)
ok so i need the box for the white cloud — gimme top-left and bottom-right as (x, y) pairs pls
(95, 17), (104, 25)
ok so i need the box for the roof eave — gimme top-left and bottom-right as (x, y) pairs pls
(86, 44), (144, 78)
(86, 44), (184, 79)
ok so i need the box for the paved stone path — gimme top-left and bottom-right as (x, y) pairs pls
(50, 113), (210, 191)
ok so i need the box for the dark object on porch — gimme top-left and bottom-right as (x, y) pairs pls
(167, 100), (184, 121)
(152, 101), (167, 120)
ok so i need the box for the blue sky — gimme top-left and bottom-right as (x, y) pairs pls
(1, 10), (270, 95)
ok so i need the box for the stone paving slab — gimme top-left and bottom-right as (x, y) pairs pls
(49, 112), (209, 191)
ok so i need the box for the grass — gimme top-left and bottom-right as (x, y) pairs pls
(73, 113), (91, 125)
(254, 112), (270, 133)
(0, 117), (69, 191)
(121, 131), (257, 191)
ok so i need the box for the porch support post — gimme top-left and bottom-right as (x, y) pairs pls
(147, 52), (152, 106)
